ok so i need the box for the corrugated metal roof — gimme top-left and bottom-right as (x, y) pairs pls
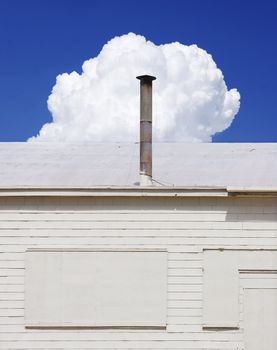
(0, 142), (276, 188)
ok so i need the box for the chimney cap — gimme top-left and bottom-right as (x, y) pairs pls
(136, 75), (156, 83)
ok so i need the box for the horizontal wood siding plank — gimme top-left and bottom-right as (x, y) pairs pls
(0, 229), (274, 238)
(0, 327), (243, 338)
(0, 237), (276, 245)
(0, 342), (243, 349)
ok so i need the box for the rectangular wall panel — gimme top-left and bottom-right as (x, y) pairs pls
(244, 289), (277, 350)
(25, 249), (167, 328)
(203, 250), (239, 328)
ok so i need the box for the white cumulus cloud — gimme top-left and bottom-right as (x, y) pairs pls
(29, 33), (240, 142)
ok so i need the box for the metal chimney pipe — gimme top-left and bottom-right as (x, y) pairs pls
(136, 75), (156, 186)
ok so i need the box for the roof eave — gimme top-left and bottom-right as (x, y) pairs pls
(0, 186), (276, 197)
(0, 186), (228, 197)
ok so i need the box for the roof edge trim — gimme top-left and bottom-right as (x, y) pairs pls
(1, 186), (277, 197)
(227, 187), (277, 197)
(0, 187), (228, 198)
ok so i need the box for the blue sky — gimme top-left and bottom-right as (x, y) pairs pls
(0, 0), (276, 142)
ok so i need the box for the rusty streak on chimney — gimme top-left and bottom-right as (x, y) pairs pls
(136, 74), (156, 186)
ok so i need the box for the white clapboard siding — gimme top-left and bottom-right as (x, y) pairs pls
(0, 196), (277, 349)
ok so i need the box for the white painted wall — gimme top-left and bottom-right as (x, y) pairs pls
(0, 195), (277, 349)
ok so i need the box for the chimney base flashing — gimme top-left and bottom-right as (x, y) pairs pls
(140, 173), (153, 186)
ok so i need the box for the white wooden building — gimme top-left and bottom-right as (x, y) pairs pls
(0, 141), (277, 350)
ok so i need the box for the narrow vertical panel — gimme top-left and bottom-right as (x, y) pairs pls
(25, 251), (63, 325)
(244, 289), (277, 350)
(203, 250), (239, 328)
